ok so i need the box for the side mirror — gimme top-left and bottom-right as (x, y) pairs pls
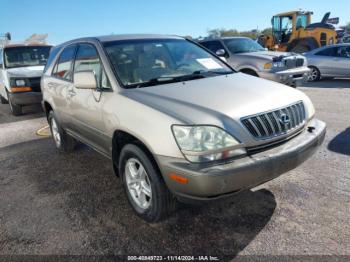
(215, 49), (227, 57)
(74, 71), (97, 89)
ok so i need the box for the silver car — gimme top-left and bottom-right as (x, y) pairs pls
(305, 44), (350, 81)
(199, 37), (310, 87)
(41, 34), (326, 222)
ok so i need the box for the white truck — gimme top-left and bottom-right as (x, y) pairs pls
(0, 43), (51, 115)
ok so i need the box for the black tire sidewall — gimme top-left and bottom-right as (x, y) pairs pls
(7, 92), (22, 116)
(119, 144), (163, 222)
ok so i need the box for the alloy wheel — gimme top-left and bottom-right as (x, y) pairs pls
(125, 158), (152, 210)
(308, 68), (319, 82)
(51, 118), (61, 147)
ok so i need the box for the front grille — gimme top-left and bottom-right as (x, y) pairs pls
(28, 77), (41, 92)
(284, 58), (304, 68)
(296, 58), (304, 67)
(241, 101), (306, 140)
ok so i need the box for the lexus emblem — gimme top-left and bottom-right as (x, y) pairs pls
(279, 114), (290, 125)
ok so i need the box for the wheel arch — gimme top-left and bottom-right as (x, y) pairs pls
(43, 100), (53, 119)
(239, 68), (259, 77)
(112, 130), (162, 177)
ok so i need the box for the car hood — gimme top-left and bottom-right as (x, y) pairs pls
(123, 73), (312, 128)
(238, 51), (297, 60)
(6, 66), (45, 78)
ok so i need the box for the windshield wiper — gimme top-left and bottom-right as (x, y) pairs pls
(129, 70), (232, 89)
(132, 73), (206, 88)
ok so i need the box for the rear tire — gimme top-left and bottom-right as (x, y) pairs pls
(119, 144), (177, 222)
(8, 92), (22, 116)
(48, 111), (77, 152)
(308, 66), (321, 82)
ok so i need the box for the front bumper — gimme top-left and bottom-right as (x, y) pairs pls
(259, 67), (310, 86)
(158, 119), (326, 202)
(8, 92), (42, 106)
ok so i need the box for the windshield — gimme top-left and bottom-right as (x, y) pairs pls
(296, 15), (307, 29)
(103, 38), (233, 88)
(4, 46), (51, 68)
(223, 38), (265, 54)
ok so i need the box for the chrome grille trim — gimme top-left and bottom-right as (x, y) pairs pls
(241, 101), (306, 140)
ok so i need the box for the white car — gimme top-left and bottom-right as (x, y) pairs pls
(0, 43), (51, 115)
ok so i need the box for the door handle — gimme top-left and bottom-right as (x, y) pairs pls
(67, 89), (76, 97)
(47, 82), (56, 88)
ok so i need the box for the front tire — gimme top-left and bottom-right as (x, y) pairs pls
(8, 96), (22, 116)
(308, 66), (321, 82)
(0, 95), (8, 104)
(119, 144), (177, 222)
(48, 111), (76, 152)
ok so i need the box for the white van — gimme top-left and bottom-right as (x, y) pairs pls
(0, 44), (51, 115)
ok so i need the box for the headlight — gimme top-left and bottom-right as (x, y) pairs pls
(10, 78), (28, 87)
(172, 125), (246, 163)
(15, 79), (26, 86)
(264, 63), (272, 69)
(264, 61), (284, 70)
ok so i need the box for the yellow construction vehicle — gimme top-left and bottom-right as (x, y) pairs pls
(258, 11), (337, 53)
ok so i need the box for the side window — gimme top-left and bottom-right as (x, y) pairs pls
(44, 47), (60, 73)
(74, 44), (111, 88)
(315, 47), (336, 57)
(52, 45), (77, 81)
(201, 41), (226, 54)
(336, 46), (350, 58)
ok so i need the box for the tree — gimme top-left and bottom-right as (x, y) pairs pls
(206, 28), (273, 40)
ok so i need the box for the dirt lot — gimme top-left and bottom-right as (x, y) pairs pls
(0, 79), (349, 259)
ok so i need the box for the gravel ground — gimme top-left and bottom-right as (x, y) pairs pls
(0, 80), (349, 259)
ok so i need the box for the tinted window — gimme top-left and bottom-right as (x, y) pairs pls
(223, 38), (265, 54)
(52, 45), (77, 81)
(4, 46), (51, 68)
(44, 46), (62, 73)
(336, 46), (350, 58)
(74, 44), (110, 88)
(315, 47), (336, 57)
(201, 41), (226, 54)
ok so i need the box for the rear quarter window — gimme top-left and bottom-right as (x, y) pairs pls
(52, 45), (77, 81)
(44, 46), (61, 74)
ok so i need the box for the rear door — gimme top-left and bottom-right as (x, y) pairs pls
(334, 46), (350, 77)
(48, 44), (77, 126)
(311, 47), (340, 77)
(67, 43), (112, 154)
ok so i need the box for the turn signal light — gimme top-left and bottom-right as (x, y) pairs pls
(11, 87), (32, 93)
(169, 173), (188, 184)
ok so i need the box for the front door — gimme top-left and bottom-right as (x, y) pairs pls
(67, 43), (112, 155)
